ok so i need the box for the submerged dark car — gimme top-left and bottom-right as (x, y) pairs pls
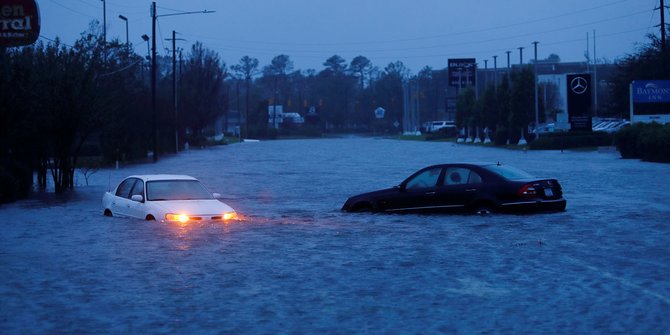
(341, 163), (566, 214)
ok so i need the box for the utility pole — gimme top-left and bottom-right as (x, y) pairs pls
(483, 59), (488, 88)
(518, 47), (524, 65)
(493, 55), (498, 89)
(166, 31), (185, 153)
(101, 0), (106, 63)
(593, 30), (598, 117)
(151, 2), (157, 162)
(533, 41), (539, 139)
(659, 0), (667, 52)
(505, 51), (511, 85)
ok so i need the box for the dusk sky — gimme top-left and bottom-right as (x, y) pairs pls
(40, 0), (661, 73)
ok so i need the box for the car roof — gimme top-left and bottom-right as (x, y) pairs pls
(425, 162), (498, 168)
(126, 174), (198, 182)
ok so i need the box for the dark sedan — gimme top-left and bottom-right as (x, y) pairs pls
(341, 163), (566, 214)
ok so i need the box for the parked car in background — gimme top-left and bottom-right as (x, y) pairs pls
(592, 119), (629, 133)
(342, 163), (566, 214)
(425, 120), (457, 133)
(102, 175), (237, 222)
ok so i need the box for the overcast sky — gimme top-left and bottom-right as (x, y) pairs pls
(40, 0), (661, 73)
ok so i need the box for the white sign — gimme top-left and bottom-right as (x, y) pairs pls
(374, 107), (385, 119)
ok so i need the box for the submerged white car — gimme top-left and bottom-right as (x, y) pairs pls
(102, 174), (237, 222)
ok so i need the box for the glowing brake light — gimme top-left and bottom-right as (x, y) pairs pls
(223, 212), (238, 221)
(166, 213), (190, 223)
(518, 184), (538, 197)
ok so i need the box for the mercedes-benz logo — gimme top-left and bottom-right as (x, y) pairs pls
(570, 77), (588, 94)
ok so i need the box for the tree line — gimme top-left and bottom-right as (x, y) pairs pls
(1, 23), (667, 201)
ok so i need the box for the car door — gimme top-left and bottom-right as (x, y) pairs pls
(434, 167), (484, 211)
(126, 179), (146, 219)
(112, 178), (139, 217)
(383, 166), (444, 212)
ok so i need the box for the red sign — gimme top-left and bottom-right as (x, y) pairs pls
(0, 0), (40, 47)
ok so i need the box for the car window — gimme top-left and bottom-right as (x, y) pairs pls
(146, 180), (213, 201)
(115, 178), (137, 199)
(468, 171), (483, 184)
(484, 165), (534, 180)
(129, 180), (144, 199)
(405, 167), (442, 190)
(444, 168), (482, 186)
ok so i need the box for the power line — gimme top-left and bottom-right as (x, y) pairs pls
(49, 0), (96, 19)
(182, 0), (641, 48)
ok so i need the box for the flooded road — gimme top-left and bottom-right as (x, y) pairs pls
(2, 137), (669, 333)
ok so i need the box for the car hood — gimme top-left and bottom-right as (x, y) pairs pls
(151, 199), (235, 215)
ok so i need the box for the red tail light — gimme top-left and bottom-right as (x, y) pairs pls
(518, 184), (537, 197)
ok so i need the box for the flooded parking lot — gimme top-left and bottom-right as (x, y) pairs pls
(1, 137), (669, 333)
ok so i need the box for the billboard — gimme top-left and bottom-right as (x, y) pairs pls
(0, 0), (40, 47)
(566, 74), (592, 131)
(448, 58), (476, 88)
(630, 80), (670, 124)
(632, 80), (670, 103)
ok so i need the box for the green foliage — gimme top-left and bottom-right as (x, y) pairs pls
(609, 34), (670, 118)
(425, 127), (458, 141)
(615, 122), (670, 162)
(494, 126), (510, 146)
(529, 132), (614, 150)
(181, 42), (227, 136)
(0, 158), (31, 203)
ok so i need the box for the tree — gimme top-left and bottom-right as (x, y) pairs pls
(371, 61), (410, 132)
(316, 55), (356, 128)
(181, 42), (227, 141)
(509, 68), (535, 142)
(322, 55), (347, 76)
(349, 55), (372, 90)
(610, 33), (670, 118)
(231, 56), (259, 138)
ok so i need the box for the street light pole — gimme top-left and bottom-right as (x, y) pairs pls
(118, 15), (128, 52)
(533, 41), (539, 140)
(518, 47), (524, 65)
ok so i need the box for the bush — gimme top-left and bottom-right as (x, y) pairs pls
(614, 123), (644, 158)
(493, 127), (509, 146)
(0, 158), (32, 203)
(425, 127), (458, 141)
(615, 122), (670, 162)
(528, 131), (613, 150)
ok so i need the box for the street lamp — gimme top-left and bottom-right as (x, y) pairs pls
(141, 34), (149, 59)
(149, 1), (215, 162)
(118, 15), (129, 51)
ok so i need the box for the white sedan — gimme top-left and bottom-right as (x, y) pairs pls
(102, 174), (237, 222)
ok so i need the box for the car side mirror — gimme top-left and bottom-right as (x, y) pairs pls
(212, 193), (222, 199)
(395, 184), (406, 192)
(131, 194), (144, 202)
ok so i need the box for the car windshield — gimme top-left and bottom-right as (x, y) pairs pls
(146, 180), (213, 201)
(483, 164), (534, 180)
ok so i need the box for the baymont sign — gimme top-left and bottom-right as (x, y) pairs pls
(0, 0), (40, 47)
(632, 80), (670, 103)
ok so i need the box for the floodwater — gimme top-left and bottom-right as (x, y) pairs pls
(1, 137), (669, 334)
